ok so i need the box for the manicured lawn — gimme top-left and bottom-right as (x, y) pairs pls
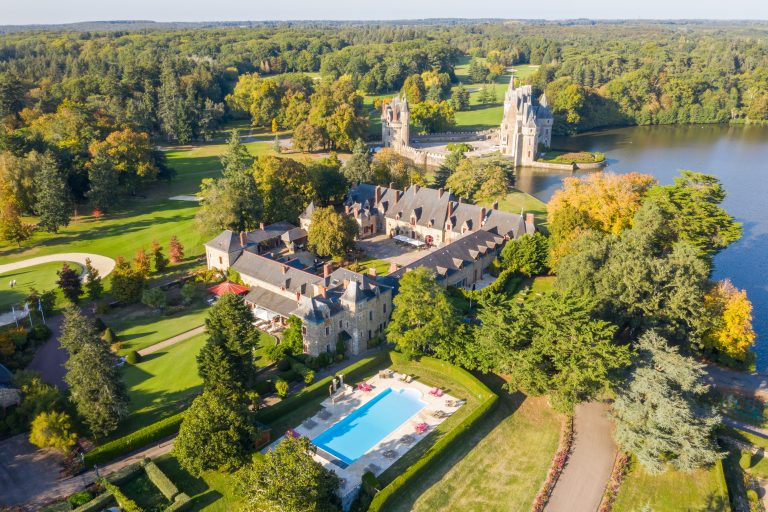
(347, 256), (392, 276)
(612, 459), (729, 512)
(117, 333), (208, 437)
(154, 453), (241, 512)
(0, 261), (82, 310)
(120, 472), (170, 510)
(383, 370), (561, 512)
(479, 188), (548, 229)
(109, 301), (210, 354)
(529, 276), (556, 296)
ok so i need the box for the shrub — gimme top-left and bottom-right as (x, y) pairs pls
(102, 481), (141, 512)
(362, 471), (381, 495)
(275, 378), (289, 398)
(125, 350), (141, 365)
(144, 460), (179, 500)
(106, 461), (146, 484)
(84, 412), (185, 466)
(72, 491), (114, 512)
(67, 491), (92, 508)
(303, 370), (315, 385)
(28, 324), (52, 342)
(166, 493), (192, 512)
(277, 358), (292, 371)
(253, 379), (275, 395)
(29, 411), (77, 452)
(102, 327), (116, 344)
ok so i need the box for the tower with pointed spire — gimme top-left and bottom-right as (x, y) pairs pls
(381, 95), (410, 149)
(499, 74), (553, 166)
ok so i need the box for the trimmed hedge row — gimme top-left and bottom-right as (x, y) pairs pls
(73, 492), (114, 512)
(368, 353), (498, 511)
(166, 492), (192, 512)
(84, 412), (185, 466)
(106, 461), (146, 485)
(145, 460), (180, 500)
(255, 350), (391, 425)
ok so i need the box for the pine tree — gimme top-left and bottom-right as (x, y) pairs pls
(169, 235), (185, 264)
(197, 342), (241, 394)
(35, 152), (71, 233)
(272, 134), (282, 154)
(62, 307), (128, 437)
(57, 263), (82, 303)
(220, 131), (252, 178)
(612, 331), (722, 474)
(84, 258), (103, 300)
(0, 199), (31, 246)
(341, 138), (372, 183)
(86, 152), (119, 211)
(151, 240), (169, 273)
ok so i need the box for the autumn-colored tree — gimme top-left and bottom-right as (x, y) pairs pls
(370, 148), (426, 190)
(401, 74), (426, 104)
(253, 155), (314, 224)
(88, 128), (159, 196)
(132, 248), (151, 276)
(169, 235), (185, 264)
(703, 279), (756, 363)
(547, 172), (656, 265)
(307, 206), (359, 258)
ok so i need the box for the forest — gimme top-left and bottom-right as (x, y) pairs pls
(0, 20), (767, 239)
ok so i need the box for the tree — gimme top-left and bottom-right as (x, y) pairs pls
(386, 268), (457, 358)
(86, 151), (119, 211)
(254, 156), (314, 224)
(63, 309), (128, 437)
(35, 152), (70, 233)
(29, 411), (77, 452)
(273, 135), (282, 154)
(237, 435), (340, 512)
(227, 74), (283, 127)
(110, 257), (146, 303)
(220, 130), (253, 178)
(83, 258), (103, 300)
(703, 279), (756, 363)
(132, 248), (151, 276)
(410, 100), (455, 134)
(450, 85), (471, 111)
(281, 316), (305, 356)
(59, 306), (98, 355)
(56, 263), (82, 303)
(292, 122), (324, 152)
(151, 240), (169, 273)
(309, 155), (349, 206)
(500, 233), (549, 276)
(173, 389), (257, 476)
(547, 172), (656, 266)
(181, 281), (197, 304)
(307, 206), (358, 258)
(371, 148), (425, 190)
(445, 156), (511, 202)
(645, 171), (741, 257)
(401, 74), (426, 104)
(341, 138), (372, 183)
(89, 129), (160, 196)
(205, 293), (261, 385)
(475, 293), (630, 411)
(197, 342), (242, 394)
(0, 196), (32, 246)
(468, 59), (489, 84)
(612, 331), (722, 474)
(141, 288), (167, 312)
(169, 235), (185, 264)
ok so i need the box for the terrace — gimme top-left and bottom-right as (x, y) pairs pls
(267, 369), (463, 506)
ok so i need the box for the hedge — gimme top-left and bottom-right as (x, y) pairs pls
(255, 351), (391, 425)
(73, 492), (114, 512)
(145, 460), (180, 500)
(165, 492), (192, 512)
(368, 353), (498, 511)
(106, 461), (146, 485)
(84, 412), (186, 466)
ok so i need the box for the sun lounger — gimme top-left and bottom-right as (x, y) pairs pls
(432, 410), (449, 419)
(383, 450), (397, 459)
(428, 388), (444, 397)
(415, 422), (429, 433)
(400, 434), (415, 445)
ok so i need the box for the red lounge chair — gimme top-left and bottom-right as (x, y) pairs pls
(415, 422), (428, 433)
(429, 388), (444, 397)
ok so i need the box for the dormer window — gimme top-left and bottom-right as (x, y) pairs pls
(445, 223), (452, 231)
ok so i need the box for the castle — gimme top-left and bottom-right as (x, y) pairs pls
(381, 74), (553, 166)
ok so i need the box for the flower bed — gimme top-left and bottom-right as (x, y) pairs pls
(598, 452), (631, 512)
(531, 414), (575, 512)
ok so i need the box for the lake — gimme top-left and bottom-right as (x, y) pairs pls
(515, 124), (768, 369)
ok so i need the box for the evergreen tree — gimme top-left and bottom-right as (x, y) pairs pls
(35, 152), (71, 233)
(84, 257), (103, 300)
(158, 59), (192, 143)
(341, 138), (372, 183)
(132, 248), (151, 276)
(205, 293), (261, 384)
(273, 135), (282, 154)
(151, 240), (169, 273)
(86, 152), (119, 211)
(59, 306), (99, 355)
(110, 257), (146, 303)
(500, 232), (550, 276)
(386, 268), (457, 358)
(63, 308), (128, 437)
(173, 389), (256, 476)
(612, 331), (722, 474)
(56, 263), (82, 303)
(197, 342), (241, 394)
(450, 85), (471, 111)
(220, 131), (252, 178)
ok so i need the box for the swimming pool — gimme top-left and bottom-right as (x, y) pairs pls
(312, 387), (426, 465)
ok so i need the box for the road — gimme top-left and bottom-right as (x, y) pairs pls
(137, 325), (206, 356)
(546, 402), (617, 512)
(704, 364), (768, 400)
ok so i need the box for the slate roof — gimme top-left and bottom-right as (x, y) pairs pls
(244, 286), (301, 318)
(231, 252), (321, 295)
(390, 230), (505, 282)
(204, 221), (298, 253)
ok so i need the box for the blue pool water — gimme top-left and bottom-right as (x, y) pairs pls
(312, 387), (426, 465)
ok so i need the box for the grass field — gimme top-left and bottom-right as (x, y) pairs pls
(479, 188), (548, 229)
(386, 379), (561, 512)
(0, 261), (82, 310)
(612, 459), (730, 512)
(109, 301), (210, 355)
(154, 454), (241, 512)
(121, 471), (170, 510)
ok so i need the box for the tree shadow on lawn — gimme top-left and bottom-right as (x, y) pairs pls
(154, 454), (225, 511)
(379, 374), (527, 510)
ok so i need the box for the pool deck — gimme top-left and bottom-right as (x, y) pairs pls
(271, 370), (463, 502)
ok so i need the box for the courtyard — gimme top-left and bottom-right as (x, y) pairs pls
(355, 234), (439, 271)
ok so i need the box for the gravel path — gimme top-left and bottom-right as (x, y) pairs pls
(546, 402), (617, 512)
(0, 253), (115, 279)
(137, 325), (206, 356)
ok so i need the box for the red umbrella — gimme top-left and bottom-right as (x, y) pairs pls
(207, 281), (250, 297)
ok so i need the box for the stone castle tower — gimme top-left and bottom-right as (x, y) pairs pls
(499, 75), (553, 167)
(381, 95), (410, 148)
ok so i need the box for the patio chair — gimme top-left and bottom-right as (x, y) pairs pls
(383, 450), (397, 459)
(400, 434), (415, 445)
(303, 418), (318, 429)
(317, 409), (332, 420)
(432, 410), (450, 419)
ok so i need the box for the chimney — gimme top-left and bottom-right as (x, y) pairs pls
(447, 200), (454, 217)
(479, 207), (486, 227)
(492, 201), (499, 210)
(389, 182), (395, 190)
(414, 184), (420, 193)
(526, 213), (535, 225)
(259, 222), (265, 230)
(369, 267), (377, 277)
(314, 283), (327, 298)
(394, 190), (400, 206)
(345, 205), (351, 215)
(323, 263), (332, 278)
(296, 291), (301, 301)
(375, 185), (382, 204)
(239, 231), (246, 247)
(438, 188), (444, 198)
(282, 265), (289, 274)
(389, 262), (399, 274)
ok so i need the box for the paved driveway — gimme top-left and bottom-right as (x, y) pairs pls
(0, 434), (64, 508)
(546, 402), (617, 512)
(357, 235), (436, 268)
